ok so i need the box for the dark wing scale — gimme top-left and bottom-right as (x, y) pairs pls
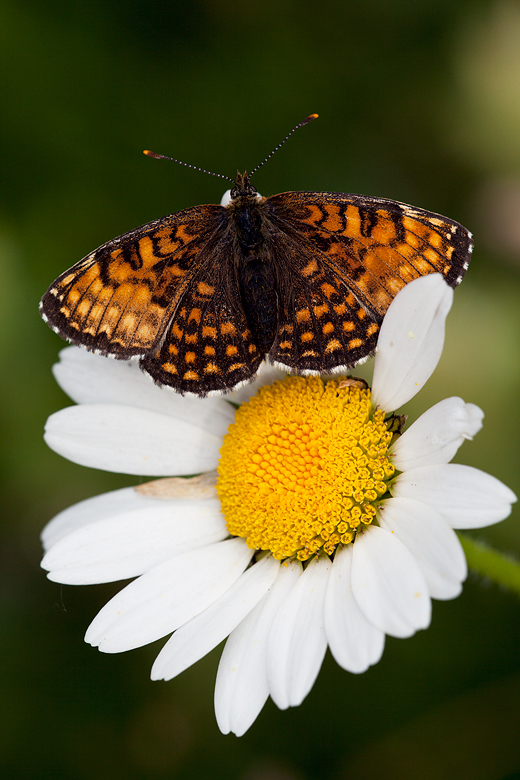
(40, 205), (226, 358)
(140, 245), (263, 395)
(268, 234), (380, 372)
(266, 190), (473, 320)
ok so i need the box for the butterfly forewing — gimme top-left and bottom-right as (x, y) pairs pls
(40, 205), (226, 357)
(268, 191), (472, 318)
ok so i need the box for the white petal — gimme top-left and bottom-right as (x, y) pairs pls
(391, 398), (484, 470)
(42, 498), (226, 584)
(54, 347), (235, 436)
(324, 545), (385, 673)
(267, 556), (330, 710)
(44, 404), (222, 476)
(227, 362), (287, 405)
(215, 559), (301, 736)
(85, 538), (253, 652)
(378, 497), (467, 600)
(371, 274), (453, 411)
(41, 486), (158, 551)
(351, 525), (431, 638)
(151, 555), (279, 682)
(392, 464), (517, 528)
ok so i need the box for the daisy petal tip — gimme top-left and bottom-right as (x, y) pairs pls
(372, 274), (454, 411)
(44, 569), (66, 584)
(270, 694), (290, 711)
(95, 635), (134, 654)
(225, 708), (259, 737)
(150, 654), (177, 682)
(417, 598), (432, 630)
(149, 664), (163, 682)
(395, 465), (516, 529)
(97, 643), (118, 655)
(84, 623), (102, 647)
(437, 580), (463, 601)
(352, 526), (432, 638)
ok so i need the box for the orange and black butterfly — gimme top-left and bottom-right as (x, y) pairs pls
(40, 115), (473, 396)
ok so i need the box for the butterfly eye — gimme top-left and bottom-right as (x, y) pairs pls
(227, 184), (261, 202)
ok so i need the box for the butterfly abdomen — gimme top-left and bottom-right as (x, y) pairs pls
(229, 197), (278, 354)
(238, 255), (278, 355)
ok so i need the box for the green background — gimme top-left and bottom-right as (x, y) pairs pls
(2, 1), (520, 778)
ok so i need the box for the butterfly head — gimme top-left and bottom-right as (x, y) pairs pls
(221, 171), (263, 208)
(231, 171), (260, 199)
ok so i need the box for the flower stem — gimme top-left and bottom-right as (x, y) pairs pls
(458, 534), (520, 596)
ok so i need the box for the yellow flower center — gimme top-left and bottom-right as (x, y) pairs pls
(217, 376), (395, 561)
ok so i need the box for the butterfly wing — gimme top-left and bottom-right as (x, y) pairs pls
(140, 244), (263, 395)
(267, 233), (381, 372)
(40, 205), (227, 358)
(265, 190), (472, 372)
(41, 203), (264, 395)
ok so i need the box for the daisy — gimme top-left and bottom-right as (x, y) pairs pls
(41, 274), (516, 736)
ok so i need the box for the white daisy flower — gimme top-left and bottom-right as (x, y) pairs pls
(41, 274), (516, 737)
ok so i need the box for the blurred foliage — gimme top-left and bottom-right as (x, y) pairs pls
(1, 1), (520, 778)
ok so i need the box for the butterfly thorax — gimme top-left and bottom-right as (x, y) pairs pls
(225, 173), (278, 354)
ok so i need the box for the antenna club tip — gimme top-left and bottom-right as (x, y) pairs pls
(143, 149), (159, 158)
(304, 113), (319, 124)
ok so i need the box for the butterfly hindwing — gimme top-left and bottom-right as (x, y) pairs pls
(140, 245), (263, 394)
(269, 234), (380, 372)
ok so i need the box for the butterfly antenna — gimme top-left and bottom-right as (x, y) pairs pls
(143, 150), (234, 184)
(248, 113), (319, 179)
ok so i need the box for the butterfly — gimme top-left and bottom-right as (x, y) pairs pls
(40, 116), (473, 396)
